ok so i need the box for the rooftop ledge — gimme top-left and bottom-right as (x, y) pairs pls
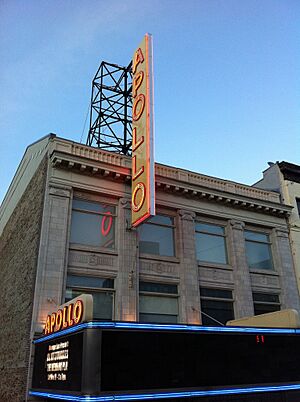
(50, 137), (291, 217)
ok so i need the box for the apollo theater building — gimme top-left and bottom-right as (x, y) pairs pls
(1, 35), (300, 402)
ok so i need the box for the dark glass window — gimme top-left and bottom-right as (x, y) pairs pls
(139, 281), (178, 323)
(138, 215), (175, 257)
(195, 223), (227, 264)
(200, 287), (234, 326)
(296, 198), (300, 217)
(245, 230), (273, 270)
(65, 275), (114, 320)
(140, 282), (178, 294)
(253, 292), (280, 316)
(70, 199), (116, 249)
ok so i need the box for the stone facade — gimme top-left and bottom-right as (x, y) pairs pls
(0, 157), (47, 402)
(255, 162), (300, 296)
(0, 136), (299, 402)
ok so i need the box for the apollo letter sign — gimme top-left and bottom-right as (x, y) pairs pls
(43, 294), (93, 335)
(131, 34), (155, 227)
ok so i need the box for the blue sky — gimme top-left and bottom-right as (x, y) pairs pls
(1, 0), (299, 204)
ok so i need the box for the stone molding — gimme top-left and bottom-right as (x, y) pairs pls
(250, 272), (280, 289)
(156, 179), (291, 218)
(156, 164), (280, 203)
(140, 261), (178, 276)
(178, 209), (196, 221)
(49, 138), (292, 219)
(68, 250), (115, 268)
(230, 220), (245, 231)
(120, 198), (131, 209)
(199, 267), (234, 284)
(49, 183), (72, 198)
(274, 228), (289, 238)
(51, 138), (131, 167)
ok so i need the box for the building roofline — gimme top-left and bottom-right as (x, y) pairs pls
(278, 161), (300, 184)
(53, 136), (281, 201)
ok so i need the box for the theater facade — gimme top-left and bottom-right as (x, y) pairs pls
(0, 134), (299, 401)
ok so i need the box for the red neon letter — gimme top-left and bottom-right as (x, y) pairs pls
(67, 304), (74, 327)
(50, 313), (56, 333)
(132, 48), (144, 74)
(132, 94), (145, 121)
(132, 155), (144, 181)
(55, 309), (63, 331)
(62, 306), (68, 328)
(132, 71), (144, 98)
(132, 127), (144, 152)
(132, 182), (146, 212)
(73, 300), (83, 324)
(101, 212), (113, 236)
(45, 315), (51, 335)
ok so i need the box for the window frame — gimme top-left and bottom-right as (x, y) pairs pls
(244, 229), (274, 271)
(139, 281), (179, 323)
(200, 286), (235, 326)
(296, 198), (300, 217)
(252, 292), (281, 316)
(138, 213), (176, 258)
(195, 221), (228, 266)
(65, 274), (115, 320)
(69, 197), (118, 252)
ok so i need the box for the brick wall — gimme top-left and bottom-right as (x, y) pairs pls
(0, 157), (47, 402)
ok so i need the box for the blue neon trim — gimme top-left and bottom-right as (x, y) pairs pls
(29, 383), (300, 401)
(34, 321), (300, 344)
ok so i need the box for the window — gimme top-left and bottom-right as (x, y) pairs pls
(65, 275), (114, 320)
(253, 292), (280, 316)
(139, 281), (178, 323)
(70, 199), (116, 249)
(296, 198), (300, 217)
(245, 230), (273, 270)
(195, 223), (227, 264)
(138, 215), (175, 257)
(200, 288), (234, 326)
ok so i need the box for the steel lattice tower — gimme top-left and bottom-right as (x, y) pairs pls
(87, 61), (133, 155)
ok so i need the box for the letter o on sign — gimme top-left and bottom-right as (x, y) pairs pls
(132, 94), (145, 121)
(73, 300), (83, 324)
(132, 182), (146, 212)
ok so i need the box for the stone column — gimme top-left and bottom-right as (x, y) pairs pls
(32, 183), (72, 334)
(178, 210), (201, 324)
(272, 228), (300, 312)
(114, 198), (138, 321)
(229, 220), (254, 318)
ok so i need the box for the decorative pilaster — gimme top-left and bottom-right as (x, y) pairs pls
(114, 198), (138, 321)
(33, 183), (72, 333)
(178, 210), (201, 324)
(272, 228), (300, 311)
(229, 220), (254, 318)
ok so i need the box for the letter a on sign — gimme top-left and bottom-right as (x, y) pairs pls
(131, 34), (155, 227)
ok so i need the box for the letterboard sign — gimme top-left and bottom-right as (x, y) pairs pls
(32, 331), (83, 392)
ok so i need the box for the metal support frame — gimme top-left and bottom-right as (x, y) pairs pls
(87, 61), (132, 155)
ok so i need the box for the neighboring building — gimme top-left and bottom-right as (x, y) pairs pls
(255, 161), (300, 296)
(0, 135), (299, 402)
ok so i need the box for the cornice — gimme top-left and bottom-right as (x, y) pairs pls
(49, 138), (291, 219)
(155, 179), (291, 218)
(156, 164), (280, 204)
(50, 151), (131, 183)
(278, 161), (300, 184)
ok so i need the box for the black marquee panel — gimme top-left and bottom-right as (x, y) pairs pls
(100, 330), (299, 391)
(30, 322), (300, 401)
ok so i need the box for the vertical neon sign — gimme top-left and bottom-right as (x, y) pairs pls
(131, 34), (155, 227)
